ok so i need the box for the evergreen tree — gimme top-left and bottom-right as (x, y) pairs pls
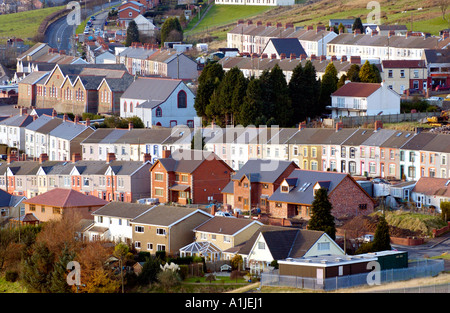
(125, 20), (140, 47)
(319, 62), (338, 116)
(160, 17), (183, 45)
(49, 244), (75, 293)
(22, 242), (55, 292)
(194, 62), (224, 122)
(308, 188), (336, 240)
(372, 215), (391, 251)
(352, 17), (364, 34)
(346, 64), (361, 82)
(359, 60), (381, 83)
(337, 74), (347, 89)
(289, 61), (321, 123)
(269, 64), (293, 127)
(240, 78), (264, 126)
(338, 23), (346, 33)
(138, 255), (161, 285)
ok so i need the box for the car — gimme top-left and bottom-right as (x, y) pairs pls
(435, 85), (450, 91)
(426, 96), (444, 101)
(363, 234), (374, 243)
(215, 211), (235, 218)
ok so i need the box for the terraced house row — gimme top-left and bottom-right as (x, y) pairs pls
(202, 122), (450, 182)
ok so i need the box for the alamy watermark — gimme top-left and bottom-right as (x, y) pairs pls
(66, 260), (81, 287)
(67, 1), (81, 26)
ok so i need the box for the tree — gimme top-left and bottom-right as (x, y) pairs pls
(359, 60), (381, 83)
(441, 201), (450, 221)
(289, 61), (321, 122)
(338, 23), (346, 33)
(49, 244), (76, 293)
(319, 62), (338, 115)
(337, 74), (347, 89)
(267, 64), (293, 127)
(240, 78), (264, 126)
(113, 243), (130, 293)
(160, 17), (183, 45)
(137, 255), (161, 285)
(307, 188), (336, 240)
(372, 215), (391, 251)
(125, 20), (140, 47)
(346, 64), (361, 82)
(194, 62), (224, 122)
(352, 17), (364, 34)
(22, 242), (55, 292)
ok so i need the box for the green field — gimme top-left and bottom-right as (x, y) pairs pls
(0, 6), (64, 43)
(185, 4), (273, 35)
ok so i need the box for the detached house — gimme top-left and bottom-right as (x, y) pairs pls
(120, 77), (197, 128)
(411, 177), (450, 211)
(329, 82), (400, 118)
(222, 159), (298, 213)
(268, 169), (375, 219)
(150, 149), (233, 205)
(235, 225), (345, 274)
(88, 202), (155, 243)
(131, 205), (213, 256)
(23, 188), (108, 223)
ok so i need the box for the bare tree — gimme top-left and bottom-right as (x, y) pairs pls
(439, 0), (450, 21)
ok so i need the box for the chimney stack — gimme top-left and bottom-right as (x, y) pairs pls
(39, 153), (49, 164)
(350, 56), (361, 64)
(319, 55), (326, 62)
(7, 151), (18, 164)
(74, 115), (80, 124)
(72, 153), (81, 163)
(341, 55), (348, 63)
(336, 122), (343, 132)
(299, 121), (306, 130)
(143, 153), (152, 163)
(63, 113), (68, 122)
(85, 118), (90, 127)
(128, 122), (133, 130)
(162, 149), (171, 159)
(374, 120), (383, 131)
(290, 53), (296, 60)
(106, 153), (116, 163)
(280, 53), (286, 60)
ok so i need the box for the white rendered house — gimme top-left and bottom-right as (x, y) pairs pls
(329, 82), (400, 119)
(120, 77), (198, 128)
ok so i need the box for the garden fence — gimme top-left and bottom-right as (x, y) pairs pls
(260, 259), (445, 291)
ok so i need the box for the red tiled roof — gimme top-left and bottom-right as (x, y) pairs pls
(23, 188), (109, 207)
(332, 82), (381, 97)
(413, 177), (450, 197)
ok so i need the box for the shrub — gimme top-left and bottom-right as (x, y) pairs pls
(178, 264), (189, 280)
(5, 271), (18, 282)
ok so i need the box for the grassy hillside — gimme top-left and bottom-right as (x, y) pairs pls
(187, 0), (450, 47)
(0, 6), (64, 43)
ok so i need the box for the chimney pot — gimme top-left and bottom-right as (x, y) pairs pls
(336, 122), (343, 131)
(106, 153), (116, 163)
(72, 153), (81, 162)
(39, 153), (49, 164)
(162, 149), (171, 158)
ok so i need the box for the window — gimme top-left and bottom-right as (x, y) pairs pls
(317, 242), (330, 251)
(154, 188), (164, 196)
(154, 173), (164, 181)
(223, 236), (231, 243)
(359, 204), (367, 210)
(135, 226), (144, 233)
(156, 228), (166, 236)
(258, 242), (265, 249)
(155, 107), (162, 117)
(388, 70), (393, 78)
(157, 244), (166, 251)
(177, 90), (187, 108)
(135, 241), (141, 249)
(350, 147), (356, 159)
(147, 243), (153, 250)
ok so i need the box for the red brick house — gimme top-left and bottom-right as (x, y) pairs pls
(118, 1), (146, 27)
(222, 159), (298, 213)
(149, 149), (233, 205)
(268, 169), (375, 220)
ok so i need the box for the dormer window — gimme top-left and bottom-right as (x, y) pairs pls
(281, 186), (289, 193)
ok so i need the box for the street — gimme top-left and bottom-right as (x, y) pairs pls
(44, 1), (120, 54)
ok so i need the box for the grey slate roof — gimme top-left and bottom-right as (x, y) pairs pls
(121, 77), (184, 102)
(400, 132), (438, 151)
(360, 129), (397, 147)
(156, 150), (228, 174)
(0, 114), (34, 127)
(48, 121), (93, 141)
(131, 205), (203, 226)
(92, 201), (153, 219)
(230, 159), (296, 183)
(265, 38), (307, 57)
(268, 169), (348, 205)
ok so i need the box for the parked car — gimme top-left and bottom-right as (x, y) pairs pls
(362, 234), (374, 243)
(426, 96), (444, 101)
(435, 85), (450, 91)
(215, 211), (235, 218)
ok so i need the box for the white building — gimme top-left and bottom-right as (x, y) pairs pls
(328, 82), (401, 119)
(88, 202), (156, 243)
(120, 77), (198, 128)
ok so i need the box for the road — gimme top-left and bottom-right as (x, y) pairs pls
(44, 1), (120, 54)
(392, 231), (450, 270)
